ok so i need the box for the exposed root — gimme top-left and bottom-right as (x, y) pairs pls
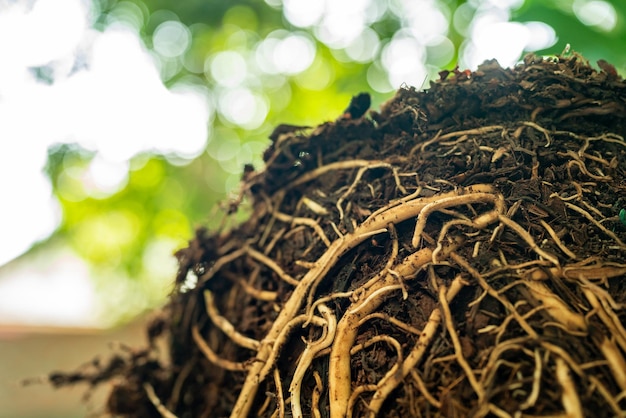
(191, 325), (248, 372)
(289, 303), (336, 418)
(221, 159), (626, 416)
(143, 383), (179, 418)
(555, 356), (583, 418)
(203, 290), (260, 350)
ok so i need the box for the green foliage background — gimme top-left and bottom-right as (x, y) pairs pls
(42, 0), (626, 324)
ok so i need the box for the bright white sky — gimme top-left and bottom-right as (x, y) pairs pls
(0, 0), (210, 265)
(3, 0), (614, 327)
(0, 0), (210, 326)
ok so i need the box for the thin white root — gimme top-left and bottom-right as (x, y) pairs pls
(598, 336), (626, 394)
(192, 325), (248, 372)
(203, 290), (261, 350)
(144, 382), (179, 418)
(412, 192), (504, 248)
(273, 368), (286, 418)
(497, 215), (560, 266)
(290, 304), (336, 418)
(555, 356), (583, 418)
(438, 282), (484, 402)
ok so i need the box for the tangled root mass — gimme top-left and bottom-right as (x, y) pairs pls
(52, 54), (626, 418)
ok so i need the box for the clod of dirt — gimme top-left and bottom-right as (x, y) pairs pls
(51, 54), (626, 417)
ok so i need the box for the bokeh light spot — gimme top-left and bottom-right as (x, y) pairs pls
(84, 155), (129, 198)
(382, 33), (427, 88)
(344, 27), (380, 63)
(453, 3), (476, 37)
(523, 21), (557, 51)
(367, 60), (394, 93)
(573, 0), (617, 31)
(214, 140), (260, 175)
(426, 36), (455, 67)
(208, 50), (248, 87)
(242, 141), (269, 171)
(204, 167), (228, 194)
(255, 35), (281, 74)
(463, 21), (529, 69)
(256, 30), (316, 75)
(218, 87), (268, 129)
(153, 20), (191, 58)
(147, 9), (180, 33)
(273, 33), (316, 75)
(315, 12), (365, 49)
(364, 0), (388, 23)
(105, 1), (146, 32)
(404, 2), (450, 45)
(207, 128), (240, 160)
(183, 24), (211, 74)
(283, 0), (325, 28)
(219, 155), (246, 174)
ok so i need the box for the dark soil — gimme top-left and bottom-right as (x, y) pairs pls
(51, 54), (626, 417)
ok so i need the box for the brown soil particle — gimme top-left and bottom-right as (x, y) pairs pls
(51, 54), (626, 417)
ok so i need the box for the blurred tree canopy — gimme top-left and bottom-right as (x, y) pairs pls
(42, 0), (625, 323)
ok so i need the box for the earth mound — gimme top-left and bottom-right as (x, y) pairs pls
(52, 54), (626, 417)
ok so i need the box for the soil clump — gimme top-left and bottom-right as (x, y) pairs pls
(51, 54), (626, 417)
